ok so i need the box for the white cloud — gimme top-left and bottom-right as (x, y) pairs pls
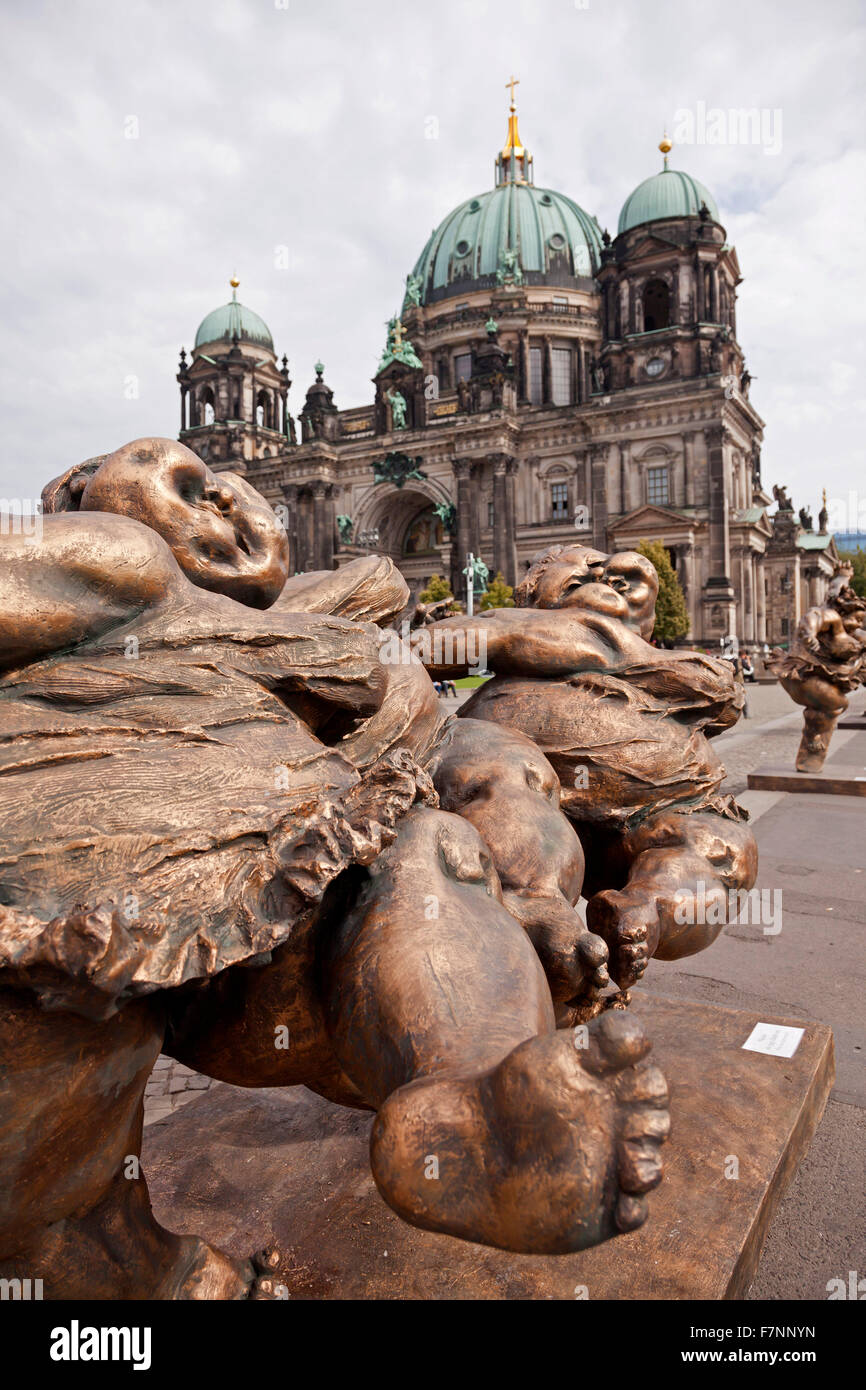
(0, 0), (863, 513)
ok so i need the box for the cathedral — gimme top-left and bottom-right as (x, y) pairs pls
(176, 88), (837, 646)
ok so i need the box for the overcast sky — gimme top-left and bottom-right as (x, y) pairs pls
(1, 0), (863, 528)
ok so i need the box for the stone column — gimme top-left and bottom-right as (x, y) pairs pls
(700, 424), (736, 637)
(590, 444), (609, 551)
(670, 264), (680, 326)
(283, 484), (299, 574)
(684, 431), (696, 507)
(452, 459), (473, 593)
(519, 332), (531, 404)
(705, 425), (732, 575)
(618, 442), (630, 517)
(322, 484), (336, 568)
(680, 542), (696, 634)
(756, 557), (767, 642)
(619, 281), (629, 339)
(491, 454), (509, 581)
(311, 481), (328, 570)
(504, 458), (518, 586)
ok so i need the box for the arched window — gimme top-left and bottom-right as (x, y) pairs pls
(200, 386), (215, 426)
(256, 389), (270, 429)
(643, 280), (670, 332)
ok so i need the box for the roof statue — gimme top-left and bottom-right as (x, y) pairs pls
(377, 316), (423, 373)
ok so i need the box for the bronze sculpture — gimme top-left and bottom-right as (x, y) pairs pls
(0, 440), (669, 1299)
(767, 562), (866, 771)
(413, 543), (758, 991)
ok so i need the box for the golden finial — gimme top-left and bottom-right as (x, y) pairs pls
(230, 275), (240, 290)
(659, 131), (672, 170)
(502, 74), (524, 158)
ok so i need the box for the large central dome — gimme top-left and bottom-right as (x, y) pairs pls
(410, 183), (604, 306)
(408, 102), (603, 306)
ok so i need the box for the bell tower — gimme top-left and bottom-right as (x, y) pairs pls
(177, 278), (294, 470)
(597, 137), (745, 395)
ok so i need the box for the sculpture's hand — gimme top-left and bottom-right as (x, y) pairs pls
(414, 608), (647, 680)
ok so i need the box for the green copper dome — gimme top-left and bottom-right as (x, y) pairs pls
(194, 285), (274, 352)
(409, 182), (603, 305)
(618, 167), (719, 235)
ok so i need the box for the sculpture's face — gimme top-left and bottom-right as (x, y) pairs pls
(80, 439), (289, 608)
(525, 546), (658, 638)
(530, 547), (609, 608)
(601, 552), (659, 639)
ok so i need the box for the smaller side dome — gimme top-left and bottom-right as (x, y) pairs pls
(618, 161), (719, 236)
(194, 279), (274, 351)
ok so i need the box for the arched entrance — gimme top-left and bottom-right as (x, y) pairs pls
(352, 482), (453, 590)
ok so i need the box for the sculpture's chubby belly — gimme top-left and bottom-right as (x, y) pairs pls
(0, 640), (429, 1017)
(462, 673), (724, 826)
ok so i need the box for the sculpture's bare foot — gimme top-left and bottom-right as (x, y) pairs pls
(503, 890), (610, 1004)
(586, 891), (658, 989)
(370, 1011), (669, 1254)
(795, 741), (828, 773)
(556, 987), (631, 1029)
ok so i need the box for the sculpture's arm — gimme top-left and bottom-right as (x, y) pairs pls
(0, 514), (386, 716)
(411, 607), (649, 679)
(619, 649), (743, 728)
(273, 555), (409, 627)
(0, 512), (183, 672)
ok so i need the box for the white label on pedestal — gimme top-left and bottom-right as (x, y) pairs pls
(742, 1023), (804, 1058)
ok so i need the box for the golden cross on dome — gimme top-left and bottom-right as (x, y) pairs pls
(505, 74), (520, 110)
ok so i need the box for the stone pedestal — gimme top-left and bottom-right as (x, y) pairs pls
(748, 765), (866, 796)
(144, 992), (833, 1301)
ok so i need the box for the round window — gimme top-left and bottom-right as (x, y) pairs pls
(549, 233), (566, 250)
(455, 239), (471, 257)
(645, 357), (666, 378)
(540, 193), (553, 205)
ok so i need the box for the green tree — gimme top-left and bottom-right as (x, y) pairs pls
(839, 548), (866, 599)
(419, 573), (453, 604)
(480, 571), (516, 610)
(418, 573), (461, 612)
(636, 539), (690, 644)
